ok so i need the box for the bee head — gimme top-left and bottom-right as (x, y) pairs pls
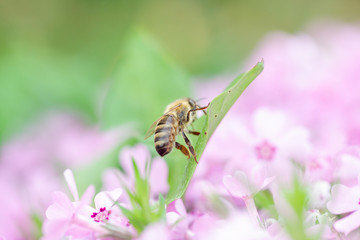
(188, 98), (197, 108)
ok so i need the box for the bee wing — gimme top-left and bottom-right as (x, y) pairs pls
(144, 119), (159, 139)
(144, 103), (182, 140)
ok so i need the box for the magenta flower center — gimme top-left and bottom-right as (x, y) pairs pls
(309, 158), (323, 171)
(91, 207), (111, 222)
(255, 140), (277, 161)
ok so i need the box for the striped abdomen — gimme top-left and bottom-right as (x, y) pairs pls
(154, 115), (178, 157)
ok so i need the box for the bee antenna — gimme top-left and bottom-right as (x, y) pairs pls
(195, 97), (207, 103)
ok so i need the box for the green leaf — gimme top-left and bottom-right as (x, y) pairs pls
(101, 30), (190, 132)
(157, 194), (166, 221)
(165, 60), (264, 204)
(0, 44), (99, 142)
(281, 178), (317, 240)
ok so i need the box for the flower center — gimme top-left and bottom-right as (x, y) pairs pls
(91, 207), (111, 223)
(255, 140), (276, 161)
(309, 159), (322, 171)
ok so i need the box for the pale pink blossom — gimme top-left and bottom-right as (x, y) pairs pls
(166, 199), (195, 240)
(223, 166), (274, 226)
(102, 144), (169, 202)
(308, 181), (331, 209)
(137, 223), (170, 240)
(223, 166), (275, 200)
(193, 211), (271, 240)
(327, 175), (360, 235)
(42, 169), (132, 239)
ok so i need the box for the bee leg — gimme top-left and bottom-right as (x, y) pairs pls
(197, 103), (210, 115)
(181, 131), (198, 164)
(193, 103), (210, 112)
(188, 130), (200, 136)
(186, 103), (210, 121)
(175, 142), (191, 159)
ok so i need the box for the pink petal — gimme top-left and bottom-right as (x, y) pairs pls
(166, 212), (181, 226)
(139, 223), (169, 240)
(174, 199), (186, 216)
(42, 219), (69, 238)
(334, 210), (360, 235)
(250, 165), (275, 191)
(119, 144), (150, 179)
(46, 191), (74, 219)
(327, 184), (360, 214)
(149, 157), (169, 195)
(192, 214), (218, 240)
(80, 185), (95, 206)
(278, 126), (312, 163)
(64, 169), (79, 201)
(336, 154), (360, 184)
(253, 108), (288, 140)
(94, 188), (122, 210)
(223, 172), (251, 199)
(167, 199), (186, 216)
(75, 185), (96, 216)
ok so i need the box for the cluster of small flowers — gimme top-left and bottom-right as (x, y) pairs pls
(192, 21), (360, 239)
(0, 113), (128, 239)
(1, 21), (360, 240)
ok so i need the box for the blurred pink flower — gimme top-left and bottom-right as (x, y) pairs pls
(137, 223), (170, 240)
(102, 144), (169, 202)
(223, 167), (274, 200)
(193, 211), (271, 240)
(333, 147), (360, 186)
(196, 107), (311, 188)
(0, 111), (129, 238)
(308, 181), (331, 210)
(223, 166), (274, 226)
(196, 22), (360, 154)
(166, 199), (195, 239)
(327, 175), (360, 235)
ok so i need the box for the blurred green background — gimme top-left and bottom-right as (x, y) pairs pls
(1, 0), (360, 142)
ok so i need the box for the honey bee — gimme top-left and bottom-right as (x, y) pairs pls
(145, 98), (209, 163)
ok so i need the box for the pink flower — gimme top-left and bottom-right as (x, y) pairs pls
(308, 181), (331, 209)
(327, 175), (360, 235)
(42, 169), (132, 239)
(223, 166), (274, 226)
(195, 107), (312, 188)
(223, 167), (275, 200)
(138, 223), (170, 240)
(0, 111), (129, 238)
(102, 144), (169, 201)
(193, 211), (271, 240)
(333, 147), (360, 186)
(42, 169), (97, 239)
(166, 199), (195, 239)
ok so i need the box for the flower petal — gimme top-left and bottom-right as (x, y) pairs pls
(94, 188), (122, 210)
(46, 191), (74, 219)
(223, 173), (250, 199)
(167, 199), (186, 216)
(327, 184), (360, 214)
(334, 210), (360, 235)
(166, 212), (181, 226)
(253, 108), (288, 140)
(42, 218), (69, 239)
(119, 144), (150, 179)
(149, 157), (169, 196)
(250, 165), (275, 192)
(64, 169), (79, 201)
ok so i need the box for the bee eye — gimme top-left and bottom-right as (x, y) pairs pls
(189, 98), (196, 107)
